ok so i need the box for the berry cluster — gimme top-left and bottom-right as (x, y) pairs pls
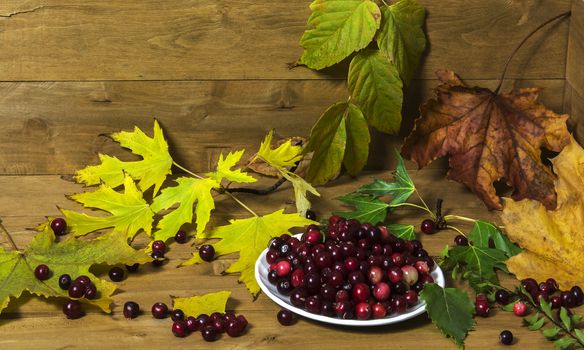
(264, 216), (436, 320)
(58, 274), (99, 319)
(520, 278), (583, 309)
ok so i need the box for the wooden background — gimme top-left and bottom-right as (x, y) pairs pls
(0, 0), (578, 174)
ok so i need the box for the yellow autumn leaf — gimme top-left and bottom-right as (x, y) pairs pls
(62, 175), (154, 240)
(172, 291), (231, 317)
(281, 171), (320, 216)
(501, 137), (584, 289)
(206, 150), (256, 184)
(150, 177), (219, 241)
(75, 120), (172, 196)
(182, 210), (316, 296)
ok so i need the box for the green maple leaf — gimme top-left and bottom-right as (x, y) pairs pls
(299, 0), (381, 70)
(0, 222), (150, 314)
(75, 120), (172, 196)
(172, 291), (231, 317)
(62, 175), (154, 240)
(445, 245), (509, 288)
(357, 150), (414, 205)
(348, 50), (403, 134)
(150, 177), (219, 241)
(467, 220), (521, 257)
(386, 223), (415, 240)
(336, 194), (389, 225)
(182, 210), (315, 296)
(377, 0), (426, 84)
(256, 131), (320, 215)
(304, 101), (370, 185)
(207, 150), (256, 184)
(419, 284), (475, 348)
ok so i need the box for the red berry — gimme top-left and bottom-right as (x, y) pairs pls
(151, 240), (166, 253)
(275, 260), (292, 277)
(352, 283), (370, 303)
(51, 218), (68, 236)
(201, 325), (218, 341)
(277, 309), (296, 326)
(290, 268), (305, 288)
(34, 264), (50, 280)
(404, 290), (418, 306)
(388, 266), (404, 284)
(513, 301), (527, 316)
(174, 230), (188, 244)
(172, 321), (188, 337)
(475, 300), (490, 317)
(420, 219), (436, 234)
(371, 303), (386, 319)
(123, 301), (140, 319)
(151, 302), (169, 319)
(373, 282), (391, 302)
(414, 260), (430, 275)
(62, 300), (84, 319)
(355, 302), (371, 320)
(199, 244), (215, 262)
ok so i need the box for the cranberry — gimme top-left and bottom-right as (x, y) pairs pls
(201, 325), (218, 342)
(172, 321), (188, 337)
(34, 264), (50, 280)
(63, 300), (84, 319)
(355, 302), (371, 320)
(495, 290), (510, 305)
(199, 244), (215, 262)
(51, 218), (68, 236)
(151, 240), (166, 253)
(373, 282), (391, 302)
(513, 301), (527, 316)
(123, 301), (140, 319)
(401, 265), (419, 286)
(275, 260), (292, 277)
(277, 309), (296, 325)
(404, 290), (418, 306)
(388, 266), (404, 284)
(352, 283), (370, 303)
(174, 230), (188, 244)
(475, 300), (490, 317)
(151, 302), (169, 319)
(420, 219), (436, 234)
(371, 303), (387, 319)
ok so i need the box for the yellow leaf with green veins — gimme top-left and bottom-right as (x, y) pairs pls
(206, 150), (256, 184)
(257, 130), (303, 168)
(151, 177), (219, 241)
(183, 210), (316, 296)
(281, 171), (320, 216)
(75, 120), (172, 196)
(62, 175), (154, 240)
(172, 291), (231, 317)
(0, 222), (151, 314)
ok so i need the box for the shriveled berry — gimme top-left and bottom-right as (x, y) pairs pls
(51, 218), (67, 236)
(199, 244), (215, 262)
(151, 302), (169, 319)
(123, 301), (140, 319)
(277, 309), (296, 326)
(84, 283), (97, 299)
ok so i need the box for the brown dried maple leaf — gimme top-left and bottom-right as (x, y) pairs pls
(402, 70), (570, 210)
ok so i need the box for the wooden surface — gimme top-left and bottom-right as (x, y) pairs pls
(566, 0), (584, 144)
(0, 170), (562, 349)
(0, 0), (572, 174)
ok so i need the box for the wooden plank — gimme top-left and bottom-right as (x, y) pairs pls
(0, 0), (570, 81)
(565, 0), (584, 145)
(564, 82), (584, 144)
(0, 79), (565, 174)
(0, 173), (557, 349)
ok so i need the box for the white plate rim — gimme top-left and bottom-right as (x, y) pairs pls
(254, 237), (446, 326)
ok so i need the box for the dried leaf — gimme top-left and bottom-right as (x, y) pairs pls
(402, 70), (570, 210)
(502, 137), (584, 290)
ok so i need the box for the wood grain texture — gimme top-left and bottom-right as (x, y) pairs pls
(0, 79), (564, 174)
(0, 0), (570, 81)
(566, 0), (584, 144)
(0, 171), (560, 349)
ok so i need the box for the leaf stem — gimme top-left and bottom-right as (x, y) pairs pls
(223, 192), (258, 217)
(446, 225), (466, 237)
(390, 202), (434, 216)
(494, 11), (571, 94)
(173, 161), (205, 179)
(444, 215), (477, 224)
(415, 189), (435, 220)
(226, 163), (299, 196)
(0, 219), (19, 251)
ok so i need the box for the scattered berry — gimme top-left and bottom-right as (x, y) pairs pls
(84, 283), (97, 299)
(495, 289), (510, 305)
(151, 251), (165, 267)
(199, 244), (215, 262)
(420, 219), (436, 234)
(277, 309), (296, 326)
(201, 325), (218, 342)
(108, 267), (125, 282)
(171, 321), (188, 337)
(123, 301), (140, 319)
(151, 302), (169, 319)
(513, 301), (527, 316)
(499, 330), (513, 345)
(62, 300), (84, 319)
(58, 274), (72, 290)
(50, 218), (67, 236)
(174, 230), (188, 244)
(475, 299), (490, 317)
(68, 283), (85, 299)
(151, 240), (166, 253)
(34, 264), (50, 280)
(125, 263), (139, 273)
(454, 234), (468, 246)
(305, 210), (317, 221)
(171, 309), (185, 322)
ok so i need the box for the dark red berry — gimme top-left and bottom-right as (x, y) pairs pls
(236, 314), (248, 330)
(151, 240), (166, 253)
(352, 283), (370, 303)
(68, 283), (85, 299)
(151, 302), (169, 319)
(499, 330), (513, 345)
(196, 314), (210, 329)
(571, 286), (584, 306)
(454, 235), (468, 246)
(108, 267), (125, 282)
(550, 295), (562, 309)
(51, 218), (67, 236)
(151, 251), (165, 267)
(420, 219), (436, 234)
(277, 309), (296, 326)
(305, 210), (317, 221)
(475, 300), (490, 317)
(75, 275), (91, 286)
(226, 320), (242, 337)
(201, 325), (218, 342)
(186, 316), (198, 332)
(495, 290), (510, 305)
(84, 283), (97, 299)
(58, 274), (72, 290)
(123, 301), (140, 319)
(125, 263), (139, 273)
(34, 264), (50, 280)
(199, 244), (215, 262)
(371, 303), (386, 319)
(174, 230), (188, 244)
(62, 299), (84, 319)
(172, 321), (188, 337)
(171, 309), (185, 321)
(355, 302), (371, 320)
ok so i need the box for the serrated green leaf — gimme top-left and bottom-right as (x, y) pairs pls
(257, 130), (303, 169)
(336, 194), (389, 224)
(419, 284), (475, 348)
(468, 220), (521, 257)
(343, 103), (370, 175)
(207, 150), (256, 184)
(75, 120), (172, 196)
(356, 151), (414, 205)
(528, 316), (546, 331)
(502, 302), (516, 312)
(543, 326), (562, 339)
(299, 0), (381, 70)
(561, 307), (573, 331)
(554, 337), (577, 350)
(386, 223), (415, 240)
(182, 210), (316, 296)
(150, 177), (219, 241)
(348, 50), (403, 134)
(575, 329), (584, 344)
(440, 244), (450, 258)
(172, 291), (231, 317)
(377, 0), (426, 84)
(446, 245), (508, 288)
(62, 175), (154, 240)
(540, 299), (553, 319)
(1, 224), (150, 315)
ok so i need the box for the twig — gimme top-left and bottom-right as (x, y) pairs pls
(0, 219), (19, 251)
(227, 164), (299, 196)
(173, 161), (204, 179)
(223, 192), (258, 217)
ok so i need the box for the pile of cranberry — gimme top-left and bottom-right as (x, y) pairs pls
(264, 216), (436, 320)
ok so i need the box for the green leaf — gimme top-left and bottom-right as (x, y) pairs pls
(172, 291), (231, 317)
(206, 150), (256, 184)
(75, 120), (172, 196)
(554, 337), (577, 350)
(527, 315), (546, 331)
(377, 0), (426, 84)
(182, 210), (316, 296)
(1, 224), (150, 314)
(343, 104), (370, 175)
(540, 299), (553, 319)
(356, 150), (414, 205)
(348, 50), (403, 134)
(446, 245), (508, 288)
(299, 0), (381, 70)
(62, 175), (155, 240)
(336, 194), (389, 224)
(574, 329), (584, 344)
(467, 220), (521, 257)
(542, 326), (562, 339)
(501, 302), (516, 312)
(560, 307), (573, 331)
(572, 314), (583, 325)
(419, 284), (475, 348)
(150, 177), (219, 241)
(386, 223), (415, 240)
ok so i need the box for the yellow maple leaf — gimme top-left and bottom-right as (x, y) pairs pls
(172, 291), (231, 317)
(75, 120), (172, 196)
(62, 175), (154, 240)
(206, 150), (256, 184)
(150, 177), (219, 241)
(501, 137), (584, 289)
(182, 210), (316, 296)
